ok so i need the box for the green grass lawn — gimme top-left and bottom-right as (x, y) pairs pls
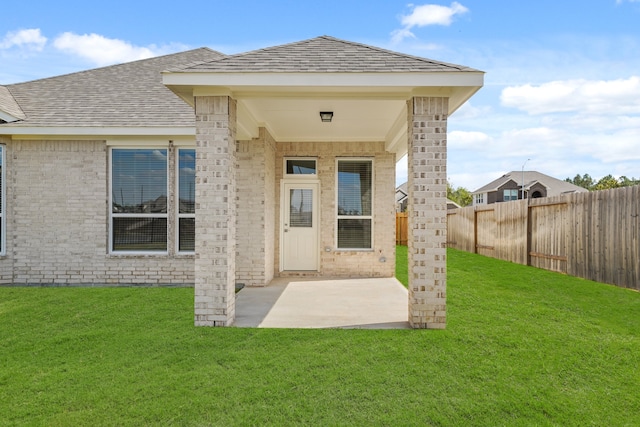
(1, 248), (639, 426)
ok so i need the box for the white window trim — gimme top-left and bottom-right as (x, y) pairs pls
(109, 147), (169, 255)
(284, 157), (317, 178)
(279, 178), (321, 272)
(176, 147), (195, 254)
(503, 189), (518, 201)
(335, 157), (374, 251)
(0, 145), (5, 256)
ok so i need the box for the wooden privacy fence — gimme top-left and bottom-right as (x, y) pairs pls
(447, 185), (640, 291)
(396, 212), (408, 245)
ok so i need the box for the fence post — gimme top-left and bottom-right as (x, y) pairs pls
(473, 207), (478, 254)
(526, 199), (532, 267)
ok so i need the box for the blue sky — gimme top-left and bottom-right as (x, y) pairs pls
(2, 0), (639, 190)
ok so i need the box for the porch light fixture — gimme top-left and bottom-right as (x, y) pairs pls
(319, 111), (333, 122)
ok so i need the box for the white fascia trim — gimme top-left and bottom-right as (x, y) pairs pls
(385, 104), (408, 156)
(1, 126), (196, 139)
(236, 101), (261, 140)
(106, 136), (194, 146)
(163, 71), (484, 88)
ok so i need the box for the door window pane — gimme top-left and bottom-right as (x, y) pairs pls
(290, 189), (313, 227)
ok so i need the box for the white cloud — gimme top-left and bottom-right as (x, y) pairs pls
(396, 154), (408, 186)
(53, 32), (165, 66)
(0, 29), (47, 51)
(501, 76), (640, 115)
(452, 102), (493, 120)
(391, 2), (469, 43)
(448, 130), (492, 149)
(402, 2), (469, 27)
(152, 149), (168, 161)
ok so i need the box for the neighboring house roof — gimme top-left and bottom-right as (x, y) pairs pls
(472, 171), (588, 195)
(0, 85), (26, 123)
(172, 35), (479, 73)
(395, 182), (461, 209)
(0, 48), (224, 131)
(395, 182), (408, 203)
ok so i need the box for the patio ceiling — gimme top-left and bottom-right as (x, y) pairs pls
(163, 71), (483, 157)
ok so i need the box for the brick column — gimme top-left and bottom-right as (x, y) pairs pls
(194, 96), (237, 326)
(407, 97), (448, 329)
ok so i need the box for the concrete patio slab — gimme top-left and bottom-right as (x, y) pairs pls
(234, 277), (410, 329)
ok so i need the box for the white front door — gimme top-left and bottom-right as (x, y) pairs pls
(282, 182), (319, 271)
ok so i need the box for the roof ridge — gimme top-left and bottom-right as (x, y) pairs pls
(317, 35), (474, 72)
(172, 36), (329, 69)
(175, 35), (479, 73)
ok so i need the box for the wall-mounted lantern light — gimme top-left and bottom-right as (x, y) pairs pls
(319, 111), (334, 122)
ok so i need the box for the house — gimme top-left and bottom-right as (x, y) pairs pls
(471, 170), (588, 206)
(0, 36), (484, 328)
(396, 182), (460, 212)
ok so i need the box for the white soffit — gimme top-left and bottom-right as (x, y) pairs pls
(163, 70), (484, 153)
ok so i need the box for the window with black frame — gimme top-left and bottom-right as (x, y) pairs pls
(337, 159), (372, 250)
(0, 145), (4, 255)
(111, 148), (168, 252)
(177, 148), (195, 252)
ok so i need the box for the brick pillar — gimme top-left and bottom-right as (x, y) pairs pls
(407, 97), (448, 329)
(194, 96), (237, 326)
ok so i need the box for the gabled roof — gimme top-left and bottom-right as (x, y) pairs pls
(0, 86), (26, 123)
(174, 35), (479, 73)
(472, 171), (589, 195)
(1, 48), (224, 132)
(164, 36), (484, 146)
(395, 182), (408, 202)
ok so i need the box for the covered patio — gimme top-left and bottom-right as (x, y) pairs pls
(234, 277), (410, 329)
(163, 36), (484, 329)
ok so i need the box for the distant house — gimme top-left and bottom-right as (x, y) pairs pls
(396, 182), (460, 212)
(471, 171), (588, 206)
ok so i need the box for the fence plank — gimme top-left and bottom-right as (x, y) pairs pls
(396, 212), (408, 245)
(446, 185), (640, 290)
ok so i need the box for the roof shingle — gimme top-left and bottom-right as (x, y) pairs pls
(4, 48), (225, 128)
(175, 36), (479, 73)
(473, 171), (589, 195)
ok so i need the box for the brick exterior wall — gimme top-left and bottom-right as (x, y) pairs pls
(236, 128), (276, 287)
(0, 139), (194, 285)
(193, 96), (237, 326)
(275, 141), (396, 278)
(407, 97), (448, 329)
(0, 133), (396, 290)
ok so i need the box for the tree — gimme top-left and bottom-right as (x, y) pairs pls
(594, 174), (621, 191)
(447, 181), (472, 207)
(619, 176), (640, 187)
(565, 173), (640, 191)
(565, 173), (595, 190)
